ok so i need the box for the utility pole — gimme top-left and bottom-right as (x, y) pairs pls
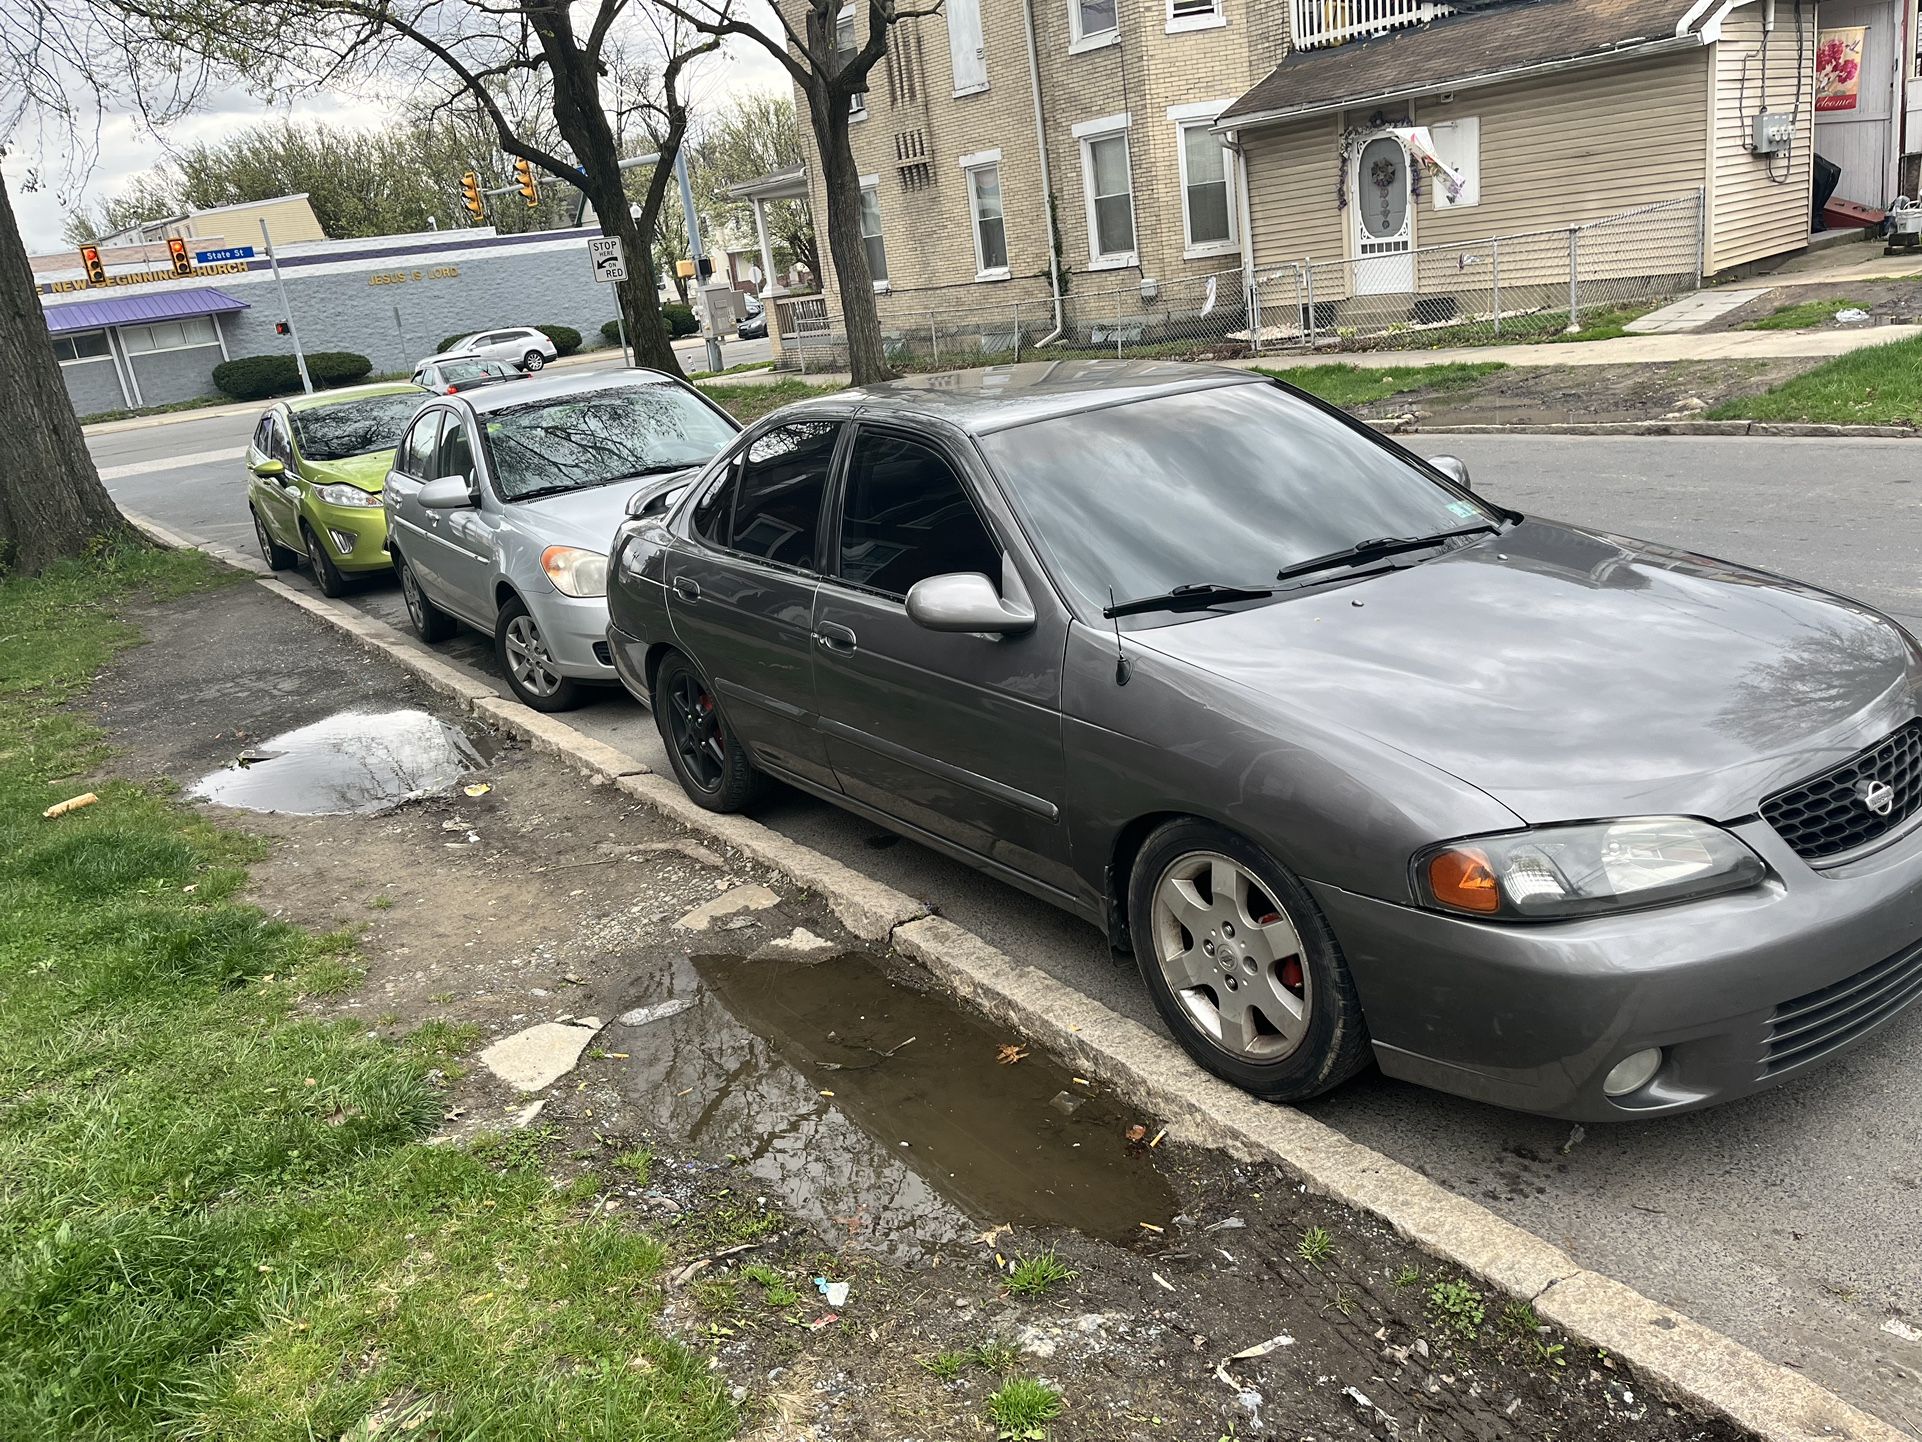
(675, 149), (724, 374)
(260, 219), (313, 395)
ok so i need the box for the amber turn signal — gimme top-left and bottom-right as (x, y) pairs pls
(1427, 847), (1501, 914)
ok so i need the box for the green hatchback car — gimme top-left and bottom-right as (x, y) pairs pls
(246, 382), (429, 595)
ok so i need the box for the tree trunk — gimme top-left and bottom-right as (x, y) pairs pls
(534, 18), (681, 374)
(809, 90), (892, 384)
(0, 173), (139, 574)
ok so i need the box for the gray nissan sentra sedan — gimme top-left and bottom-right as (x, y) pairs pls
(604, 361), (1922, 1121)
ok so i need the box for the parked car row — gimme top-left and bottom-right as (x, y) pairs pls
(241, 359), (1922, 1126)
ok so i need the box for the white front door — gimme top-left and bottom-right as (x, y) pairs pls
(1352, 134), (1415, 295)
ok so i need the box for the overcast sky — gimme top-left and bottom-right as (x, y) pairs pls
(4, 23), (790, 254)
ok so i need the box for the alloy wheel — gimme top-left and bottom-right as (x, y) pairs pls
(1150, 851), (1312, 1061)
(666, 671), (726, 791)
(502, 613), (562, 698)
(254, 510), (275, 563)
(401, 562), (426, 629)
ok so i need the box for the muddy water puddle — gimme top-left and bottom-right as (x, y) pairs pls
(190, 708), (498, 815)
(614, 952), (1176, 1257)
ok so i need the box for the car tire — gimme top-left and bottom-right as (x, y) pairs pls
(522, 350), (545, 372)
(394, 548), (456, 643)
(651, 649), (765, 812)
(301, 522), (349, 598)
(253, 506), (298, 572)
(495, 594), (582, 711)
(1127, 819), (1370, 1103)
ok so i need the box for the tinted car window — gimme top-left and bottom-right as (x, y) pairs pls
(728, 421), (838, 568)
(399, 411), (443, 477)
(291, 393), (424, 463)
(691, 462), (737, 545)
(267, 416), (293, 468)
(977, 382), (1492, 622)
(436, 417), (475, 486)
(838, 431), (998, 596)
(483, 382), (737, 502)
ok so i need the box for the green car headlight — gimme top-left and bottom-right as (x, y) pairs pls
(1416, 817), (1766, 920)
(313, 483), (382, 508)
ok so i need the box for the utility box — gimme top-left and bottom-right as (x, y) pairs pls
(697, 280), (737, 336)
(1752, 112), (1794, 155)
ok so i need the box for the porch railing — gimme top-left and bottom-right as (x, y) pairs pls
(1289, 0), (1452, 49)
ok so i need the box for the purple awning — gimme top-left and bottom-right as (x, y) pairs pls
(44, 287), (249, 336)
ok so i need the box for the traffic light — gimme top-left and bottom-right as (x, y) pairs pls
(459, 171), (485, 221)
(79, 245), (107, 285)
(167, 237), (193, 277)
(274, 321), (291, 336)
(513, 157), (538, 209)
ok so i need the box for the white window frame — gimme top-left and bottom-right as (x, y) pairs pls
(947, 0), (989, 96)
(1073, 113), (1136, 269)
(1068, 0), (1119, 53)
(1165, 0), (1226, 34)
(959, 149), (1011, 281)
(858, 175), (889, 292)
(117, 316), (220, 354)
(1168, 101), (1238, 258)
(52, 329), (113, 365)
(837, 6), (867, 120)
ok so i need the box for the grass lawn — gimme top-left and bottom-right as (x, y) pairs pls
(1706, 334), (1922, 425)
(1256, 361), (1507, 408)
(701, 377), (843, 424)
(1738, 297), (1872, 331)
(0, 546), (732, 1440)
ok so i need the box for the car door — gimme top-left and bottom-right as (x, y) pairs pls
(811, 423), (1076, 899)
(384, 408), (467, 613)
(257, 412), (304, 546)
(431, 409), (503, 620)
(665, 419), (840, 791)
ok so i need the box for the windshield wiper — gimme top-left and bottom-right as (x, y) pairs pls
(1274, 522), (1499, 584)
(1103, 582), (1275, 619)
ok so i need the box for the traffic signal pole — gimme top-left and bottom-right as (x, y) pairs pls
(259, 219), (313, 395)
(675, 149), (724, 375)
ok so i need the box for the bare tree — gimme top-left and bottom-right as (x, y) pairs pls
(693, 91), (817, 287)
(652, 0), (938, 383)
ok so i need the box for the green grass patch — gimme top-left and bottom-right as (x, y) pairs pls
(1426, 1278), (1487, 1342)
(687, 361), (774, 380)
(986, 1376), (1064, 1438)
(738, 1262), (801, 1308)
(1706, 334), (1922, 425)
(1543, 304), (1653, 343)
(1296, 1225), (1336, 1268)
(1004, 1248), (1077, 1297)
(699, 378), (841, 424)
(0, 549), (734, 1441)
(1256, 361), (1506, 409)
(1739, 297), (1871, 330)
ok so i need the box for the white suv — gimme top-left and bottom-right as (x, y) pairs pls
(431, 327), (558, 372)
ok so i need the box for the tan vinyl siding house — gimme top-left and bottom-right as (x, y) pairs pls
(1709, 7), (1816, 271)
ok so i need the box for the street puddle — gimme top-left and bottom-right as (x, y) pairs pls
(190, 708), (496, 815)
(615, 952), (1176, 1257)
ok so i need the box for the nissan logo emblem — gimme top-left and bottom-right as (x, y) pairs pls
(1857, 779), (1897, 817)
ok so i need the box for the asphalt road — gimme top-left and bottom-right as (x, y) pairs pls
(94, 418), (1922, 1433)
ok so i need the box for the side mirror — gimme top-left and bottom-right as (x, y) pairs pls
(419, 475), (475, 510)
(1429, 454), (1471, 487)
(251, 459), (285, 479)
(626, 474), (692, 519)
(905, 572), (1036, 636)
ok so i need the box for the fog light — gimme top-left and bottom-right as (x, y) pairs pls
(1602, 1047), (1663, 1098)
(328, 529), (357, 555)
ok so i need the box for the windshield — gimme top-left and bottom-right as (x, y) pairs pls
(482, 383), (738, 501)
(290, 393), (424, 463)
(977, 382), (1492, 623)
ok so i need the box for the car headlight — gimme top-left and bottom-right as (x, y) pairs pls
(541, 546), (608, 598)
(313, 483), (382, 508)
(1415, 817), (1765, 920)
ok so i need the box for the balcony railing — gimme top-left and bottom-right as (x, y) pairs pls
(1289, 0), (1453, 49)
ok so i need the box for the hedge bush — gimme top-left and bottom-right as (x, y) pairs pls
(434, 325), (583, 356)
(211, 351), (373, 401)
(600, 304), (700, 347)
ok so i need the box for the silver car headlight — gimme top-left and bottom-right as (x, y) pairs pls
(313, 483), (382, 508)
(541, 545), (608, 598)
(1415, 817), (1766, 920)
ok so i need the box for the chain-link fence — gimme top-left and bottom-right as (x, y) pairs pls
(772, 190), (1705, 369)
(1248, 190), (1704, 353)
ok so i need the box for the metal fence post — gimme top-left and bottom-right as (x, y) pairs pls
(930, 315), (939, 365)
(1114, 286), (1124, 359)
(1303, 262), (1316, 349)
(1013, 302), (1022, 362)
(1566, 228), (1581, 334)
(1249, 273), (1262, 357)
(1694, 185), (1707, 282)
(1490, 239), (1501, 339)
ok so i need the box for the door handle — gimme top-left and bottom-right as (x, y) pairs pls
(672, 576), (702, 602)
(814, 621), (857, 654)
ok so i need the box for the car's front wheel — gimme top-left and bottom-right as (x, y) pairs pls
(394, 548), (456, 643)
(1128, 819), (1370, 1103)
(301, 522), (349, 598)
(651, 650), (765, 812)
(253, 506), (298, 571)
(495, 595), (581, 711)
(522, 350), (545, 372)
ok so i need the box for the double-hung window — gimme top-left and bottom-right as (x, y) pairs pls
(858, 177), (889, 290)
(961, 152), (1009, 279)
(1069, 0), (1117, 51)
(1169, 104), (1237, 256)
(1165, 0), (1224, 31)
(836, 6), (867, 118)
(52, 330), (111, 364)
(1075, 115), (1135, 268)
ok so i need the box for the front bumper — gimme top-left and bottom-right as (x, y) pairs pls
(307, 500), (391, 572)
(528, 590), (617, 680)
(1312, 818), (1922, 1121)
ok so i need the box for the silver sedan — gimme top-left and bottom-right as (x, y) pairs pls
(384, 370), (738, 710)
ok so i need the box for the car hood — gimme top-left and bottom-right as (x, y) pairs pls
(303, 450), (397, 493)
(1129, 520), (1920, 824)
(503, 478), (674, 550)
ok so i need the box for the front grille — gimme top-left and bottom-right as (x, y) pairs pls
(1760, 720), (1922, 861)
(1762, 941), (1922, 1076)
(592, 641), (613, 667)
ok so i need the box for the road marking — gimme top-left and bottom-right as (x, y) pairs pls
(96, 447), (246, 481)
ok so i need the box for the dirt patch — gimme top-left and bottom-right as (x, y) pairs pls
(1356, 359), (1823, 427)
(1707, 278), (1922, 332)
(84, 579), (1752, 1442)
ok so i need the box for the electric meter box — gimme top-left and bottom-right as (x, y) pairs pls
(1752, 113), (1794, 155)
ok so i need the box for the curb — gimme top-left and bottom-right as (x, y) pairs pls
(1366, 418), (1920, 439)
(123, 512), (1907, 1442)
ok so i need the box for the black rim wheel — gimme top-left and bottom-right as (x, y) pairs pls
(667, 671), (725, 791)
